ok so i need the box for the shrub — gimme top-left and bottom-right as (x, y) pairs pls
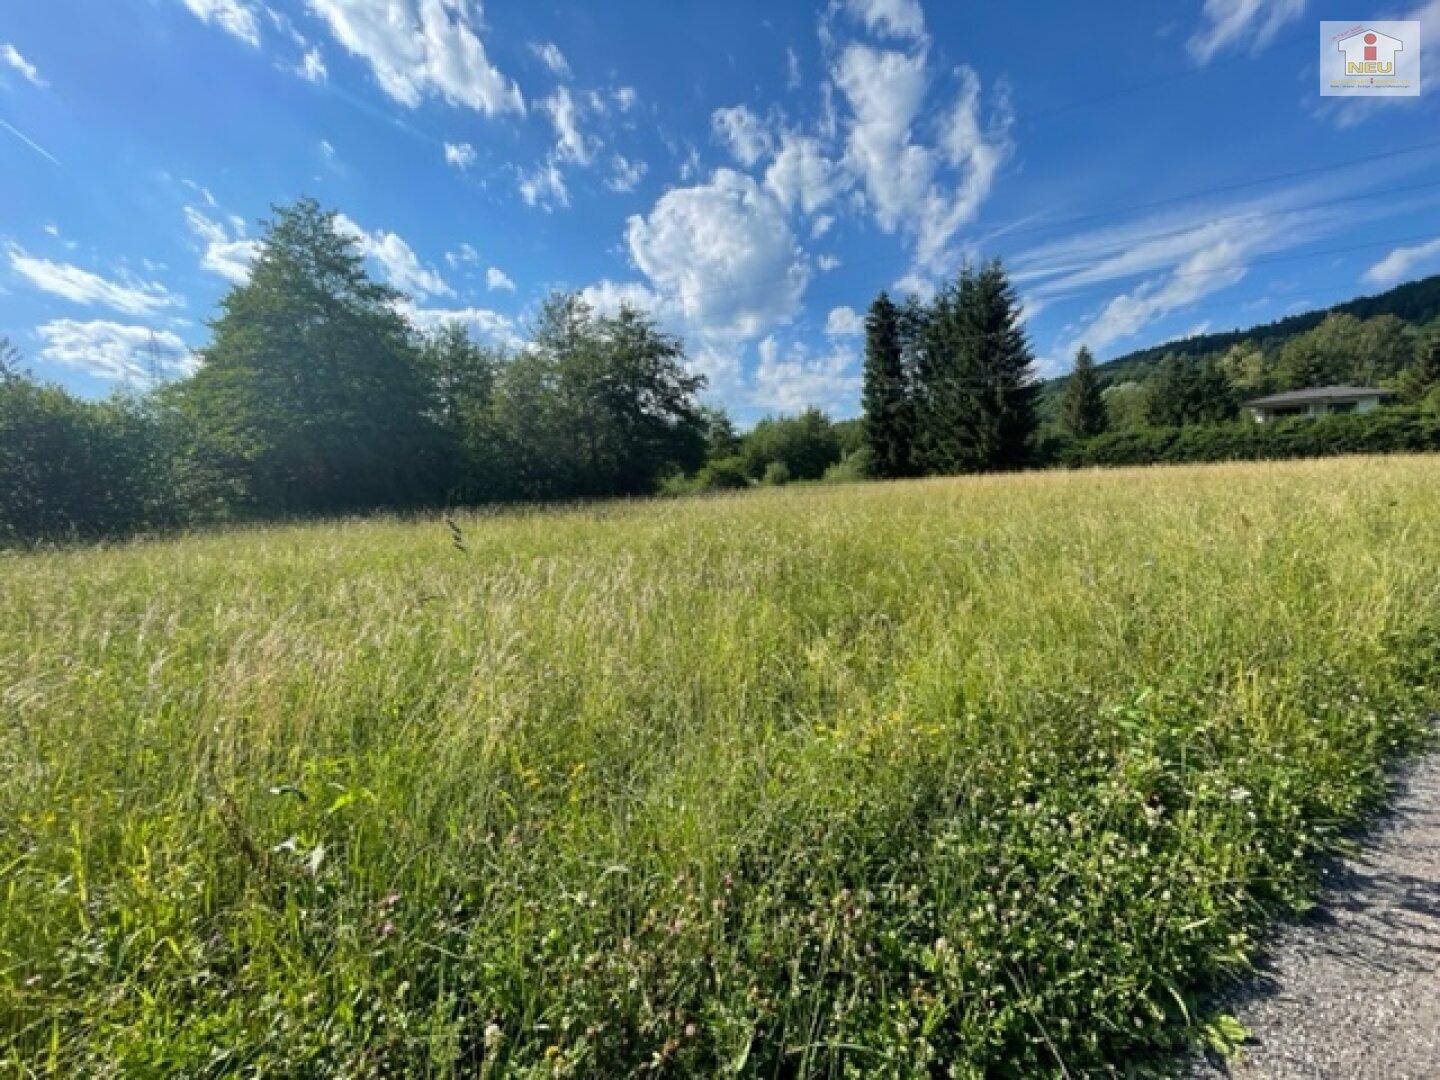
(1065, 407), (1440, 469)
(823, 447), (872, 483)
(762, 460), (792, 486)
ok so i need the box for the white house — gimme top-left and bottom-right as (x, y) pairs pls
(1245, 386), (1396, 423)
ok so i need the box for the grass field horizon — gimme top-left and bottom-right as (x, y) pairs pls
(4, 457), (1439, 1075)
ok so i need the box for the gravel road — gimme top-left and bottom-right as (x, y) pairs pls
(1190, 750), (1440, 1079)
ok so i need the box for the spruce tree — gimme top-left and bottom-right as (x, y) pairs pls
(972, 261), (1039, 469)
(913, 271), (981, 474)
(913, 261), (1037, 474)
(1060, 346), (1107, 439)
(861, 292), (912, 477)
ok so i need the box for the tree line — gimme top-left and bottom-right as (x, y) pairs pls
(6, 197), (1439, 544)
(1, 201), (724, 542)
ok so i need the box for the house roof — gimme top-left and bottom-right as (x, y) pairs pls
(1245, 386), (1397, 408)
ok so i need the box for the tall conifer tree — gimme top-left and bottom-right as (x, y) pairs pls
(1060, 346), (1107, 439)
(861, 292), (912, 477)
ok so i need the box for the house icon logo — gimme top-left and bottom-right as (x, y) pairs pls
(1336, 28), (1403, 75)
(1321, 20), (1421, 97)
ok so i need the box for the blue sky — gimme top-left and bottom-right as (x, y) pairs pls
(2, 0), (1439, 421)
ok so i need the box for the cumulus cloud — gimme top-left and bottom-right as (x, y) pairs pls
(530, 40), (570, 77)
(825, 305), (864, 336)
(765, 134), (846, 215)
(336, 214), (453, 298)
(177, 0), (262, 47)
(578, 279), (666, 319)
(37, 319), (194, 382)
(306, 0), (523, 115)
(753, 336), (862, 413)
(1364, 236), (1440, 287)
(711, 105), (774, 167)
(398, 301), (521, 346)
(626, 168), (810, 341)
(2, 42), (47, 87)
(8, 247), (182, 315)
(444, 141), (477, 169)
(486, 265), (516, 291)
(842, 0), (927, 41)
(1187, 0), (1306, 65)
(834, 45), (1012, 270)
(184, 207), (261, 284)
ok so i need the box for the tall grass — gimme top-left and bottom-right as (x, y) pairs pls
(2, 457), (1439, 1076)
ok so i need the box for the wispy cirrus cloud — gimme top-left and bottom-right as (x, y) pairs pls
(1187, 0), (1306, 65)
(8, 247), (182, 315)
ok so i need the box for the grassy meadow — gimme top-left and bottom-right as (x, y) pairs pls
(3, 457), (1440, 1076)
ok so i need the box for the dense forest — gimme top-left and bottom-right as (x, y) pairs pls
(3, 199), (1440, 545)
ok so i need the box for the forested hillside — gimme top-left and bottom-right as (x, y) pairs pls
(1043, 272), (1440, 398)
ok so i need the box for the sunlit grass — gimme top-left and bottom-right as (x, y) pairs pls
(3, 456), (1439, 1075)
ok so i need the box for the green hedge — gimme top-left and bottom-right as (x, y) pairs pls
(1054, 407), (1440, 469)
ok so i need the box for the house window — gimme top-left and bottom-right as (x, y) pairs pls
(1331, 401), (1357, 414)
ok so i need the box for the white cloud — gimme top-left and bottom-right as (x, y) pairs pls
(1066, 238), (1251, 357)
(542, 86), (593, 164)
(530, 40), (570, 77)
(335, 214), (453, 298)
(1187, 0), (1306, 65)
(178, 0), (261, 48)
(1364, 236), (1440, 286)
(298, 46), (328, 82)
(444, 141), (477, 169)
(578, 279), (666, 319)
(626, 168), (810, 341)
(517, 160), (569, 210)
(8, 247), (182, 315)
(786, 47), (802, 90)
(834, 45), (1012, 270)
(36, 319), (194, 382)
(711, 105), (774, 167)
(2, 43), (46, 87)
(399, 301), (520, 346)
(486, 265), (515, 291)
(306, 0), (523, 115)
(607, 153), (647, 193)
(764, 134), (846, 215)
(184, 207), (261, 285)
(753, 336), (862, 413)
(842, 0), (927, 41)
(825, 305), (864, 336)
(612, 86), (638, 112)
